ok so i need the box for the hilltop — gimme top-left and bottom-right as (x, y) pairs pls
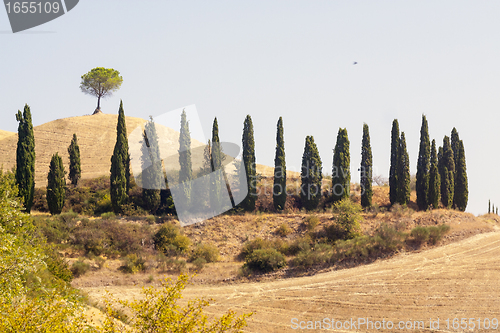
(0, 129), (14, 141)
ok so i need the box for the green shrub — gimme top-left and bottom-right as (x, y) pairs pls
(305, 215), (320, 231)
(101, 211), (116, 220)
(192, 257), (207, 271)
(120, 254), (146, 273)
(408, 226), (430, 246)
(189, 243), (219, 263)
(240, 238), (290, 259)
(428, 224), (450, 245)
(70, 259), (90, 278)
(288, 236), (312, 255)
(371, 223), (406, 254)
(243, 248), (287, 273)
(291, 243), (333, 269)
(146, 215), (156, 224)
(43, 245), (73, 282)
(327, 198), (362, 241)
(275, 223), (292, 237)
(153, 223), (191, 256)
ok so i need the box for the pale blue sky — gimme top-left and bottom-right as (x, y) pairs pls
(1, 1), (499, 215)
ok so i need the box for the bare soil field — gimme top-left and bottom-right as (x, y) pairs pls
(79, 213), (500, 332)
(0, 129), (14, 141)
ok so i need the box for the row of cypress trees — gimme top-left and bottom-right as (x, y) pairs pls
(488, 200), (499, 215)
(15, 104), (81, 215)
(415, 115), (468, 211)
(389, 120), (411, 206)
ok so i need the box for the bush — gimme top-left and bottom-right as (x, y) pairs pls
(325, 198), (362, 242)
(428, 224), (450, 245)
(275, 223), (292, 237)
(189, 243), (219, 263)
(240, 238), (290, 259)
(291, 243), (333, 269)
(101, 211), (116, 220)
(408, 226), (429, 246)
(120, 254), (146, 273)
(70, 259), (90, 278)
(305, 215), (320, 231)
(287, 236), (312, 255)
(243, 248), (287, 273)
(153, 223), (191, 256)
(192, 257), (207, 271)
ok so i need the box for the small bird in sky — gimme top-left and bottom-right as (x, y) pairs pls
(353, 61), (358, 65)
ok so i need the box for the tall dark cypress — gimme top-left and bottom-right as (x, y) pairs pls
(110, 100), (130, 213)
(360, 123), (373, 208)
(67, 133), (81, 186)
(210, 118), (224, 211)
(178, 110), (192, 208)
(454, 140), (468, 211)
(332, 128), (350, 203)
(450, 128), (460, 171)
(141, 117), (162, 213)
(489, 200), (491, 214)
(416, 115), (430, 210)
(273, 117), (286, 210)
(440, 136), (455, 208)
(241, 115), (256, 211)
(450, 128), (460, 208)
(428, 139), (440, 209)
(46, 152), (66, 215)
(389, 119), (400, 205)
(301, 136), (322, 210)
(15, 104), (36, 213)
(397, 132), (410, 205)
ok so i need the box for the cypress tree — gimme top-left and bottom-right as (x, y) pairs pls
(67, 133), (81, 186)
(454, 140), (468, 211)
(141, 117), (162, 213)
(397, 132), (410, 205)
(416, 115), (430, 210)
(301, 136), (322, 210)
(178, 109), (192, 208)
(389, 119), (400, 205)
(493, 204), (496, 214)
(450, 128), (460, 170)
(241, 115), (257, 211)
(488, 200), (491, 214)
(332, 128), (350, 203)
(15, 104), (36, 213)
(440, 136), (455, 208)
(450, 127), (460, 207)
(273, 117), (287, 210)
(110, 101), (130, 213)
(360, 123), (372, 208)
(428, 139), (440, 209)
(496, 207), (498, 215)
(210, 118), (224, 211)
(46, 152), (66, 215)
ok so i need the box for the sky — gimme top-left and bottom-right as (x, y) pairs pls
(1, 0), (499, 215)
